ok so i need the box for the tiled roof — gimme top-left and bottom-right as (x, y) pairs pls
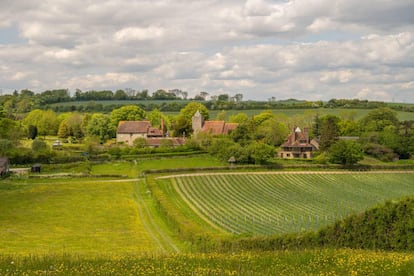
(0, 157), (9, 166)
(148, 127), (163, 137)
(117, 121), (151, 134)
(201, 121), (238, 135)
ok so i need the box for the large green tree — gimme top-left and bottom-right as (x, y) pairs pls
(360, 107), (399, 132)
(319, 115), (340, 151)
(329, 140), (364, 165)
(110, 105), (146, 128)
(86, 113), (114, 143)
(23, 109), (59, 136)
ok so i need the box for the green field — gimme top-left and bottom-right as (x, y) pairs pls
(0, 178), (176, 255)
(2, 167), (414, 274)
(161, 172), (414, 236)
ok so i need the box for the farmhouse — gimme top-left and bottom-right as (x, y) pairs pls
(278, 127), (319, 159)
(116, 120), (185, 147)
(192, 110), (238, 137)
(0, 157), (10, 176)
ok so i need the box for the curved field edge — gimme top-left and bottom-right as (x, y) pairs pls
(150, 171), (414, 251)
(2, 249), (414, 275)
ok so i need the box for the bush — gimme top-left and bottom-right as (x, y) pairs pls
(363, 143), (395, 162)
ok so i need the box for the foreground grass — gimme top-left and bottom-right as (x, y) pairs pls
(0, 179), (163, 255)
(1, 249), (413, 275)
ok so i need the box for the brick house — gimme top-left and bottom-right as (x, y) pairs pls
(278, 127), (319, 159)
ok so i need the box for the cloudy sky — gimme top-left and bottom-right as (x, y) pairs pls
(1, 0), (414, 102)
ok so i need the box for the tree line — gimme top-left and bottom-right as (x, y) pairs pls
(1, 88), (413, 114)
(1, 99), (413, 166)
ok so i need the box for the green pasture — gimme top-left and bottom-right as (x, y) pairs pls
(163, 172), (414, 236)
(0, 178), (172, 255)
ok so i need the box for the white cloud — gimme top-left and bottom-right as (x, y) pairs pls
(114, 26), (165, 42)
(0, 0), (413, 101)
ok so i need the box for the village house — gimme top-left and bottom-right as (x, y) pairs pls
(116, 120), (185, 147)
(116, 121), (162, 146)
(192, 110), (238, 137)
(278, 127), (319, 159)
(0, 157), (10, 176)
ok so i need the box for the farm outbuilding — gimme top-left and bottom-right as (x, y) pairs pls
(31, 164), (41, 173)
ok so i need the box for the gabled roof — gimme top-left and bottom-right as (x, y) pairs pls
(117, 121), (151, 134)
(148, 127), (163, 137)
(201, 121), (238, 135)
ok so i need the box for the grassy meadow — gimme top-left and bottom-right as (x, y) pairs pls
(2, 155), (414, 274)
(0, 178), (167, 256)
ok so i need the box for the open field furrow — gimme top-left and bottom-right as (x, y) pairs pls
(166, 172), (414, 235)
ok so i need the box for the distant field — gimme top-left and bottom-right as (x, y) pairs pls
(165, 172), (414, 236)
(0, 179), (169, 255)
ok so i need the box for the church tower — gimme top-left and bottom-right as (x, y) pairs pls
(192, 110), (204, 136)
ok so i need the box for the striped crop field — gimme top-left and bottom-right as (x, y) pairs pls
(166, 172), (414, 236)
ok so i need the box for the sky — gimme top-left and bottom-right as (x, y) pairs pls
(0, 0), (414, 102)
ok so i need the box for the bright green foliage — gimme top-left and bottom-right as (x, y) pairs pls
(168, 173), (414, 236)
(23, 109), (59, 136)
(147, 108), (170, 130)
(133, 137), (149, 148)
(318, 197), (414, 250)
(86, 113), (113, 142)
(360, 107), (399, 131)
(328, 140), (364, 165)
(319, 115), (340, 150)
(0, 118), (23, 141)
(229, 112), (249, 124)
(110, 105), (146, 128)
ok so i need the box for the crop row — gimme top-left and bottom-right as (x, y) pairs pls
(173, 173), (414, 236)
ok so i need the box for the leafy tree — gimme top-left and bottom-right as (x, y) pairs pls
(86, 113), (114, 143)
(0, 118), (24, 142)
(27, 125), (38, 140)
(257, 119), (289, 146)
(229, 112), (249, 124)
(110, 105), (146, 128)
(319, 115), (340, 151)
(329, 140), (364, 165)
(0, 139), (14, 156)
(58, 121), (70, 138)
(339, 120), (361, 136)
(113, 89), (128, 100)
(147, 108), (170, 132)
(23, 109), (59, 136)
(234, 93), (243, 102)
(218, 94), (230, 101)
(246, 142), (275, 164)
(231, 121), (255, 145)
(360, 108), (399, 132)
